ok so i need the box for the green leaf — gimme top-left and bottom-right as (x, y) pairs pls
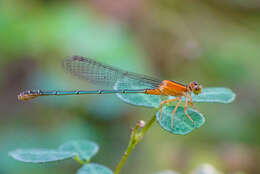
(77, 163), (113, 174)
(185, 87), (236, 103)
(156, 106), (205, 135)
(8, 149), (74, 163)
(59, 140), (99, 161)
(116, 87), (235, 108)
(116, 92), (160, 108)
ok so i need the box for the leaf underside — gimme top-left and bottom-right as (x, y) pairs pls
(59, 140), (99, 161)
(9, 140), (99, 163)
(77, 163), (113, 174)
(156, 106), (205, 135)
(8, 149), (75, 163)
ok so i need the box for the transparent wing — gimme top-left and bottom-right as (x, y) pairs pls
(63, 56), (161, 90)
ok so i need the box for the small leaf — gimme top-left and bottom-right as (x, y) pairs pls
(77, 163), (113, 174)
(59, 140), (99, 161)
(156, 106), (205, 135)
(116, 87), (235, 108)
(116, 92), (160, 108)
(9, 149), (75, 163)
(184, 87), (236, 103)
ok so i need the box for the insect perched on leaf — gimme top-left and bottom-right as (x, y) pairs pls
(18, 56), (202, 128)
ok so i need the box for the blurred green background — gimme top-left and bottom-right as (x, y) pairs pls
(1, 0), (260, 174)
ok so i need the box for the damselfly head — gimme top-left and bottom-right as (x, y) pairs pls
(189, 81), (202, 95)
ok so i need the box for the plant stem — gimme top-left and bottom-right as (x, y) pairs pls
(114, 115), (156, 174)
(74, 155), (85, 165)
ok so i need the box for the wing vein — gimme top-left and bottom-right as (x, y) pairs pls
(63, 56), (161, 90)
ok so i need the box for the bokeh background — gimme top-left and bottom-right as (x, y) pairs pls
(1, 0), (260, 174)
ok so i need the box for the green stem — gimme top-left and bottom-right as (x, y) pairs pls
(114, 115), (156, 174)
(139, 115), (156, 137)
(74, 155), (85, 165)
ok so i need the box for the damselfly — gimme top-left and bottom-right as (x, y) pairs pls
(18, 56), (202, 128)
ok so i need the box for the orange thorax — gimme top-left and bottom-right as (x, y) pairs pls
(145, 80), (188, 96)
